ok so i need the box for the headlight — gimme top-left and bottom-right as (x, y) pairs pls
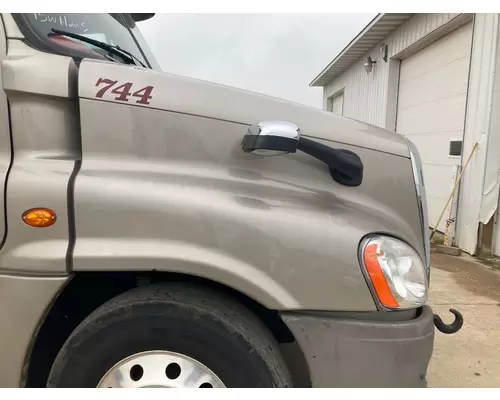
(360, 235), (428, 309)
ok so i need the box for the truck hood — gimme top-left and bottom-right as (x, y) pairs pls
(79, 60), (410, 158)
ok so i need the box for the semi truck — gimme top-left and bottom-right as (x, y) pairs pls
(0, 13), (462, 388)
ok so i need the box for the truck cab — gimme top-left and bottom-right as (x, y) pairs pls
(0, 13), (461, 388)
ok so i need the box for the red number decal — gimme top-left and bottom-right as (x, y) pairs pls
(95, 78), (118, 98)
(94, 79), (154, 105)
(111, 82), (133, 101)
(132, 86), (154, 105)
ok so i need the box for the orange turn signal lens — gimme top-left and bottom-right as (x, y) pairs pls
(22, 208), (57, 228)
(363, 243), (399, 308)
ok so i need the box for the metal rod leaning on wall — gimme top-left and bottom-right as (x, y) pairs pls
(430, 142), (479, 242)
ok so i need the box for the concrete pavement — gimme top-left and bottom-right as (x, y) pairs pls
(427, 252), (500, 387)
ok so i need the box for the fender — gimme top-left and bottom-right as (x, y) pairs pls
(72, 238), (300, 310)
(74, 60), (426, 313)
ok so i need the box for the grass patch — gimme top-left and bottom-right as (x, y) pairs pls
(476, 254), (500, 271)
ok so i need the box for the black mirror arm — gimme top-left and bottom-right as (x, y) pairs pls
(297, 137), (363, 187)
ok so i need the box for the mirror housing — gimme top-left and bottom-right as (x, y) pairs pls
(241, 121), (301, 156)
(131, 14), (155, 22)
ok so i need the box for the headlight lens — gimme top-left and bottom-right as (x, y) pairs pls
(361, 235), (427, 309)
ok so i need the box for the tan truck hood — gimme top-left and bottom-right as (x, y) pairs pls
(79, 59), (410, 158)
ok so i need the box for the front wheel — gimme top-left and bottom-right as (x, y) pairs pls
(47, 282), (293, 388)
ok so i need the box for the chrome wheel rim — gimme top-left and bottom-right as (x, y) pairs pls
(97, 350), (225, 388)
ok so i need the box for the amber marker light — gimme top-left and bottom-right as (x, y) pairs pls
(22, 208), (57, 228)
(363, 242), (399, 308)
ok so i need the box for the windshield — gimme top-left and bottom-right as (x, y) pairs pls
(14, 13), (157, 69)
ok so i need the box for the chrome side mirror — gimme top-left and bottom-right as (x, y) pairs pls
(241, 121), (301, 156)
(241, 120), (363, 186)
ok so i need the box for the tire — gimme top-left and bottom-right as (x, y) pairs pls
(47, 282), (293, 388)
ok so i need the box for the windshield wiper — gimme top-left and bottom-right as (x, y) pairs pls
(49, 28), (147, 68)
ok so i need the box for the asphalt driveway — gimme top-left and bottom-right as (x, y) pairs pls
(427, 252), (500, 387)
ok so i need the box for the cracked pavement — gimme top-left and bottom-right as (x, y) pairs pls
(427, 252), (500, 387)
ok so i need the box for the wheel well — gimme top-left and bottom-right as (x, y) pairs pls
(25, 271), (311, 388)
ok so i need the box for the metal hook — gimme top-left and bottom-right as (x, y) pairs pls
(433, 308), (463, 334)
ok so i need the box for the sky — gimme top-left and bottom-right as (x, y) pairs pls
(138, 14), (375, 109)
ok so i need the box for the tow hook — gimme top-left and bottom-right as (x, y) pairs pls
(433, 308), (463, 334)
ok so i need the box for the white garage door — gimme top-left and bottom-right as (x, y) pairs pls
(396, 22), (472, 232)
(330, 93), (344, 115)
